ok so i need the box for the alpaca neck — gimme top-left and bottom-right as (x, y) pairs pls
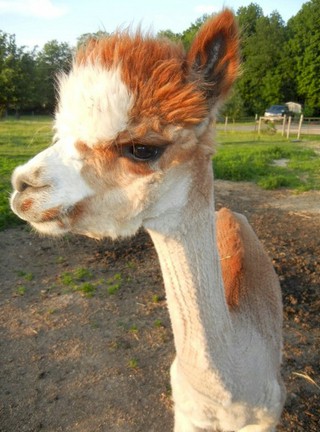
(146, 171), (233, 374)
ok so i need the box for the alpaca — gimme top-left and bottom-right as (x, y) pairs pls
(10, 10), (285, 431)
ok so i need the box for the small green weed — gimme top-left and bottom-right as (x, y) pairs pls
(74, 267), (93, 280)
(60, 272), (74, 286)
(25, 273), (34, 281)
(106, 273), (122, 295)
(75, 282), (96, 298)
(60, 267), (93, 285)
(16, 270), (34, 281)
(16, 285), (27, 296)
(107, 283), (121, 295)
(128, 358), (138, 369)
(154, 319), (163, 328)
(56, 256), (66, 264)
(111, 273), (122, 282)
(108, 340), (119, 350)
(58, 267), (97, 297)
(129, 324), (138, 334)
(152, 294), (160, 303)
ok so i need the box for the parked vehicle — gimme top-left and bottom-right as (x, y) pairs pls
(264, 105), (294, 118)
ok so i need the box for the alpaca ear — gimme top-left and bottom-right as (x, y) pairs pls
(187, 10), (239, 107)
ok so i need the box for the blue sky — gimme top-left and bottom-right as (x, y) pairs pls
(0, 0), (307, 49)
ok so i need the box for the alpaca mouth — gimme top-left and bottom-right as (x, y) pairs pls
(39, 204), (82, 225)
(39, 206), (65, 223)
(11, 196), (75, 229)
(30, 203), (90, 237)
(10, 194), (85, 235)
(35, 203), (84, 231)
(28, 206), (74, 235)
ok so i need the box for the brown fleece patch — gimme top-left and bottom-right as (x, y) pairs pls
(20, 198), (34, 213)
(68, 202), (85, 225)
(115, 129), (171, 147)
(76, 142), (118, 182)
(76, 32), (208, 127)
(76, 140), (154, 184)
(119, 157), (154, 176)
(41, 207), (62, 222)
(216, 207), (244, 309)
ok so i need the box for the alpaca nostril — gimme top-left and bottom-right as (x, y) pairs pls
(13, 172), (47, 193)
(12, 165), (47, 193)
(14, 176), (35, 193)
(17, 180), (31, 193)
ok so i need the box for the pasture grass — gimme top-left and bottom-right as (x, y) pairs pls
(1, 117), (319, 230)
(0, 116), (53, 229)
(214, 131), (320, 191)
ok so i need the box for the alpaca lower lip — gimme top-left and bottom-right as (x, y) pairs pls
(31, 208), (73, 233)
(40, 214), (61, 223)
(40, 205), (75, 223)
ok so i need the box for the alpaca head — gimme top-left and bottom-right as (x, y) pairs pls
(11, 10), (239, 239)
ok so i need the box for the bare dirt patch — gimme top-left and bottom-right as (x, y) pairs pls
(0, 180), (319, 432)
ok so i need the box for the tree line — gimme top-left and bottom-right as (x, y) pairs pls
(1, 0), (319, 118)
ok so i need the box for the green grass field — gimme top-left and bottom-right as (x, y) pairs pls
(1, 117), (320, 230)
(0, 117), (53, 229)
(214, 131), (320, 191)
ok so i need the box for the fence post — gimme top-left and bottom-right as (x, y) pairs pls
(297, 114), (304, 140)
(224, 116), (228, 132)
(281, 115), (286, 136)
(258, 116), (262, 136)
(286, 116), (292, 139)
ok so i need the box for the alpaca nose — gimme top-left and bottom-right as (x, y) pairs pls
(12, 167), (46, 193)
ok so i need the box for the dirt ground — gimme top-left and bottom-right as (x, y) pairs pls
(0, 180), (319, 432)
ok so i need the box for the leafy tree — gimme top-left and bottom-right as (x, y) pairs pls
(13, 49), (38, 114)
(0, 32), (37, 116)
(237, 3), (263, 42)
(157, 29), (181, 44)
(77, 31), (109, 49)
(35, 40), (73, 112)
(236, 11), (287, 115)
(287, 0), (320, 115)
(220, 84), (245, 120)
(0, 32), (19, 115)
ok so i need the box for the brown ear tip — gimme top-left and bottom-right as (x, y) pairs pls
(217, 9), (238, 31)
(195, 9), (239, 45)
(217, 8), (235, 19)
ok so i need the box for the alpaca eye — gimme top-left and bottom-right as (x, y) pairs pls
(122, 145), (164, 162)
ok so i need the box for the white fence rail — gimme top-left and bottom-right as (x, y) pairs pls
(217, 115), (320, 139)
